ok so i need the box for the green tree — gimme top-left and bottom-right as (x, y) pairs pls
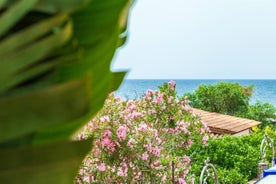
(185, 82), (276, 127)
(186, 82), (252, 115)
(0, 0), (133, 183)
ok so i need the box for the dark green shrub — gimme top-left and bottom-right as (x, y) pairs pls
(189, 134), (263, 184)
(185, 82), (252, 115)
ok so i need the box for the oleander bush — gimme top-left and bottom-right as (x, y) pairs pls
(77, 81), (211, 183)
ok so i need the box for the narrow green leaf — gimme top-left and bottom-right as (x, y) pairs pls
(0, 0), (38, 38)
(33, 0), (91, 13)
(0, 78), (90, 143)
(0, 14), (68, 55)
(0, 19), (73, 80)
(0, 52), (80, 92)
(0, 139), (92, 184)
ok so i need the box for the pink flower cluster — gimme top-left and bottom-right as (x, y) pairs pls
(76, 81), (210, 183)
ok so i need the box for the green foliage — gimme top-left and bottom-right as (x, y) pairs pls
(186, 82), (276, 127)
(189, 131), (276, 184)
(216, 168), (248, 184)
(186, 82), (251, 115)
(0, 0), (133, 183)
(239, 101), (276, 128)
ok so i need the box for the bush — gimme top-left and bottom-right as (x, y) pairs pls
(189, 134), (261, 184)
(185, 82), (252, 115)
(217, 168), (247, 184)
(188, 128), (276, 184)
(76, 81), (210, 183)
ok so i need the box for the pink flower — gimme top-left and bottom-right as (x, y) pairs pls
(146, 89), (154, 96)
(152, 147), (161, 157)
(100, 115), (110, 123)
(148, 109), (156, 114)
(134, 171), (142, 179)
(116, 125), (128, 140)
(138, 123), (147, 131)
(150, 160), (163, 170)
(202, 135), (209, 145)
(178, 178), (186, 184)
(168, 80), (175, 90)
(101, 137), (115, 152)
(183, 169), (189, 176)
(83, 176), (90, 182)
(188, 139), (193, 145)
(97, 163), (106, 172)
(127, 138), (135, 148)
(103, 129), (112, 138)
(161, 175), (167, 182)
(168, 96), (174, 103)
(141, 153), (149, 161)
(186, 139), (193, 149)
(144, 143), (152, 152)
(117, 163), (128, 177)
(131, 112), (142, 119)
(157, 93), (164, 102)
(183, 155), (190, 164)
(79, 168), (86, 175)
(117, 167), (125, 177)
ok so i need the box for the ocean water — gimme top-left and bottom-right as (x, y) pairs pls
(115, 79), (276, 106)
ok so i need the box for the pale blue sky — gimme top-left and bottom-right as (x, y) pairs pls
(112, 0), (276, 79)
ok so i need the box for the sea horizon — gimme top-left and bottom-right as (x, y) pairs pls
(115, 79), (276, 106)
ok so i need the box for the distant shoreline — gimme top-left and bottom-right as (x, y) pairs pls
(116, 79), (276, 106)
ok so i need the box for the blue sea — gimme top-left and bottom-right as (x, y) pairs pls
(115, 79), (276, 106)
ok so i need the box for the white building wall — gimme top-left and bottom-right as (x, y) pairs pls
(232, 129), (250, 137)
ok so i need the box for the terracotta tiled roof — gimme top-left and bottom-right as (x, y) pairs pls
(192, 108), (262, 135)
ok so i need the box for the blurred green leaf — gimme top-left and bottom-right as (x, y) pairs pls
(0, 0), (132, 183)
(34, 0), (91, 13)
(0, 18), (73, 81)
(0, 14), (68, 55)
(0, 78), (89, 143)
(0, 0), (38, 37)
(0, 139), (92, 184)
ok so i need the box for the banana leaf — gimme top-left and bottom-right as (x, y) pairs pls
(0, 0), (133, 183)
